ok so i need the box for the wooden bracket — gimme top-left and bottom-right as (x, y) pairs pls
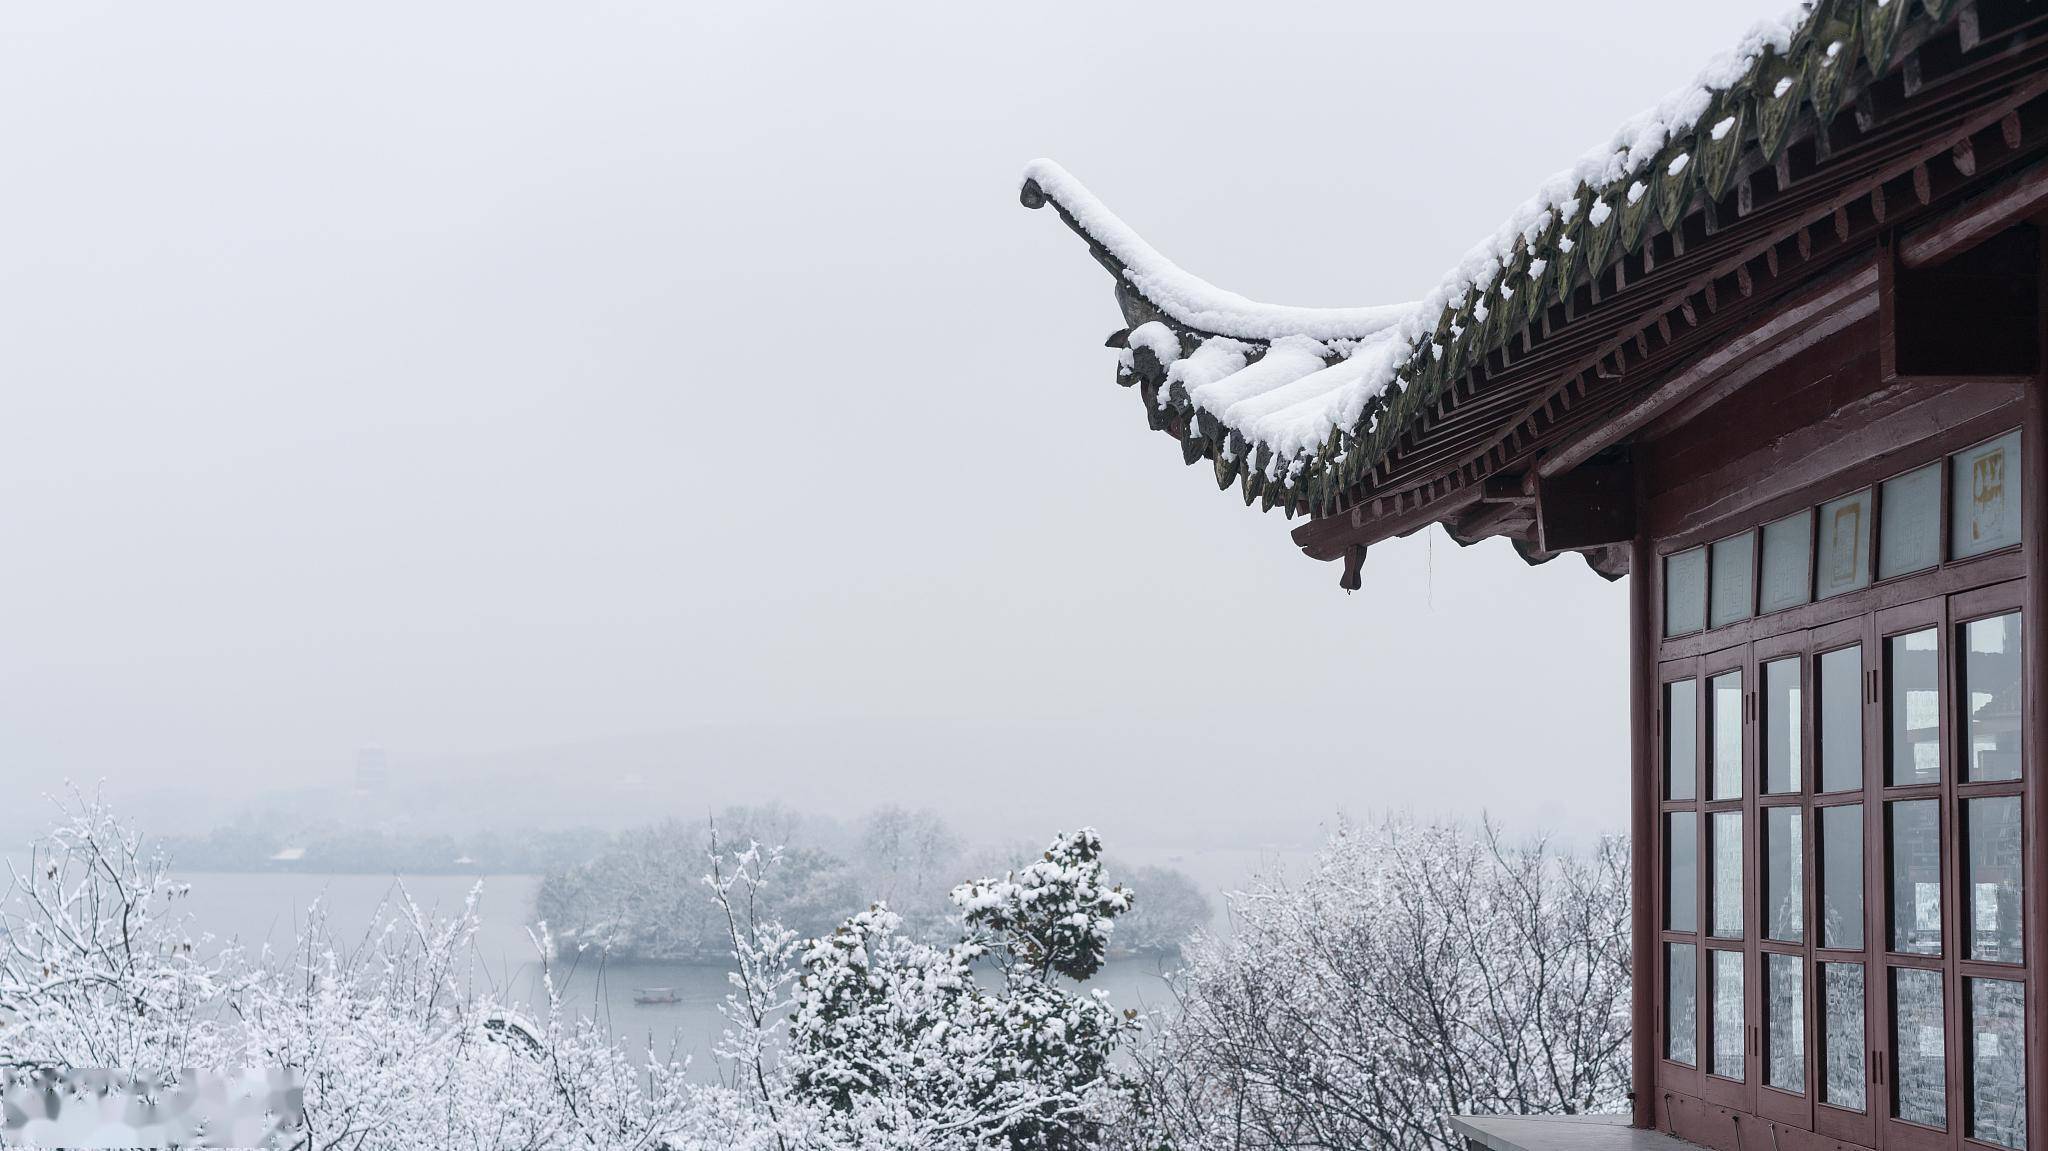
(1535, 454), (1637, 553)
(1339, 543), (1366, 592)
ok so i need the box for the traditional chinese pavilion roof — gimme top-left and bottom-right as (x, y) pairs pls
(1021, 0), (2048, 584)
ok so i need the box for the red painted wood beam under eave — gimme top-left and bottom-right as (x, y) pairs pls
(1898, 157), (2048, 269)
(1292, 485), (1485, 563)
(1531, 257), (1881, 483)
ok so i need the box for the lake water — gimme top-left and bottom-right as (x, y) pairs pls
(165, 864), (1265, 1079)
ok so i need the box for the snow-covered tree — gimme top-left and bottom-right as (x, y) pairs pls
(786, 829), (1142, 1150)
(536, 812), (861, 963)
(1115, 816), (1631, 1151)
(1107, 864), (1213, 957)
(0, 789), (233, 1075)
(856, 805), (964, 940)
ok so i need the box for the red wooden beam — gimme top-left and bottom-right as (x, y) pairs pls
(1898, 159), (2048, 268)
(1532, 259), (1880, 481)
(1291, 481), (1481, 561)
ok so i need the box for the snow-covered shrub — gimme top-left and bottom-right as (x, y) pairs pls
(786, 829), (1141, 1150)
(1117, 816), (1631, 1151)
(0, 789), (231, 1074)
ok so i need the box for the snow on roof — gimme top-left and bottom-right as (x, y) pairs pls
(1018, 160), (1411, 345)
(1022, 0), (1935, 513)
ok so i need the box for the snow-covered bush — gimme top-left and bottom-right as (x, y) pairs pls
(1116, 816), (1631, 1151)
(0, 790), (231, 1075)
(786, 829), (1141, 1150)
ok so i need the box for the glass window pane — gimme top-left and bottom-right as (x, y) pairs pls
(1893, 967), (1947, 1129)
(1765, 807), (1804, 943)
(1711, 671), (1744, 800)
(1817, 489), (1873, 599)
(1764, 658), (1801, 794)
(1668, 943), (1698, 1066)
(1969, 978), (2027, 1149)
(1760, 509), (1813, 613)
(1965, 612), (2024, 782)
(1712, 950), (1745, 1080)
(1820, 805), (1864, 950)
(1890, 799), (1943, 956)
(1819, 646), (1864, 793)
(1878, 463), (1942, 579)
(1766, 954), (1805, 1094)
(1711, 531), (1756, 628)
(1666, 812), (1698, 933)
(1888, 628), (1941, 786)
(1821, 963), (1866, 1112)
(1666, 679), (1697, 800)
(1953, 430), (2022, 559)
(1666, 548), (1707, 636)
(1712, 811), (1744, 939)
(1968, 796), (2024, 965)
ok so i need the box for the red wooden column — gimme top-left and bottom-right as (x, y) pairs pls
(1631, 463), (1657, 1129)
(2024, 234), (2048, 1151)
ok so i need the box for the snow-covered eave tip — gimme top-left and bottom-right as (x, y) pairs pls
(1015, 0), (1954, 537)
(1018, 159), (1412, 345)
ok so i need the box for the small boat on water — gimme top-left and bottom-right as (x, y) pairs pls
(632, 987), (682, 1006)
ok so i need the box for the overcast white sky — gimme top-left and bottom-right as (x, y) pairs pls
(0, 1), (1797, 848)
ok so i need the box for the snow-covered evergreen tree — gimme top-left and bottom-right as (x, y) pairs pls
(786, 829), (1141, 1150)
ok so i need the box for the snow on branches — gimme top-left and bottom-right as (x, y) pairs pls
(1115, 815), (1631, 1151)
(785, 829), (1141, 1150)
(950, 829), (1132, 983)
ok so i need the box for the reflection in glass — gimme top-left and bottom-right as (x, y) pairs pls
(1953, 430), (2022, 559)
(1764, 658), (1801, 793)
(1879, 463), (1942, 579)
(1666, 679), (1697, 800)
(1888, 629), (1941, 785)
(1890, 799), (1942, 956)
(1965, 613), (2023, 782)
(1668, 943), (1697, 1067)
(1666, 812), (1697, 933)
(1766, 954), (1804, 1093)
(1968, 796), (2024, 964)
(1820, 805), (1863, 950)
(1819, 646), (1863, 793)
(1711, 531), (1755, 628)
(1666, 548), (1707, 636)
(1822, 963), (1866, 1112)
(1712, 950), (1744, 1080)
(1760, 509), (1813, 613)
(1817, 489), (1872, 599)
(1969, 978), (2027, 1149)
(1712, 811), (1743, 939)
(1894, 968), (1947, 1129)
(1711, 671), (1743, 800)
(1765, 807), (1803, 943)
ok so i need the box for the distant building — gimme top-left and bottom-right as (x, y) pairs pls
(354, 746), (390, 793)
